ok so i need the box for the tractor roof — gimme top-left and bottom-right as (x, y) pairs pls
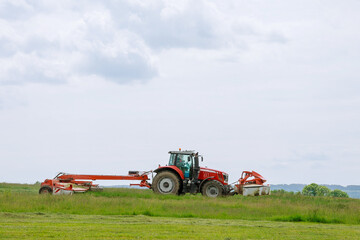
(168, 150), (196, 155)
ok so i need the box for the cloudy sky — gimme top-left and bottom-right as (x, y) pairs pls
(0, 0), (359, 186)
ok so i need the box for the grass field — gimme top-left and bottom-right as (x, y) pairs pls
(0, 183), (360, 239)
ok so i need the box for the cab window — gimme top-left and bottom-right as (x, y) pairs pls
(168, 154), (176, 165)
(176, 154), (193, 171)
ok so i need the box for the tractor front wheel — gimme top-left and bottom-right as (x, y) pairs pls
(39, 186), (53, 195)
(201, 180), (224, 198)
(152, 171), (181, 195)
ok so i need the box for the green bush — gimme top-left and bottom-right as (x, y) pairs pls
(302, 183), (348, 198)
(330, 189), (349, 198)
(302, 183), (320, 196)
(317, 185), (331, 196)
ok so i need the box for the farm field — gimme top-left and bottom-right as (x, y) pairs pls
(0, 183), (360, 239)
(1, 212), (360, 240)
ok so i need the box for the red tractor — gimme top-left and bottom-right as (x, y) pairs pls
(152, 150), (230, 197)
(39, 149), (269, 197)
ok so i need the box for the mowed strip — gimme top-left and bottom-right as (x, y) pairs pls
(0, 213), (359, 240)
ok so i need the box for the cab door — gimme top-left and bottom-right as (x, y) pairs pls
(175, 154), (193, 179)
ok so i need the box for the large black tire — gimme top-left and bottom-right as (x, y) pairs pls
(152, 171), (181, 195)
(201, 180), (224, 198)
(39, 186), (53, 195)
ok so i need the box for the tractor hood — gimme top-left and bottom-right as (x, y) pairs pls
(200, 167), (228, 175)
(199, 167), (229, 184)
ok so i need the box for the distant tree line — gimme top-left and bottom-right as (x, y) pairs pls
(271, 183), (359, 198)
(271, 183), (349, 198)
(302, 183), (349, 198)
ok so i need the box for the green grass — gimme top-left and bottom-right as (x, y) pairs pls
(0, 182), (40, 193)
(1, 186), (359, 224)
(0, 183), (359, 239)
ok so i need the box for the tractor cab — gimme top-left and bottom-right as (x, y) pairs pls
(168, 150), (196, 179)
(168, 150), (203, 179)
(166, 150), (202, 194)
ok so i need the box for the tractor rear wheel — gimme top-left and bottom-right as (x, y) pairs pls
(201, 180), (224, 198)
(39, 186), (53, 195)
(152, 171), (181, 195)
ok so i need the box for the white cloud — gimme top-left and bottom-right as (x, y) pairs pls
(0, 1), (155, 85)
(0, 0), (289, 85)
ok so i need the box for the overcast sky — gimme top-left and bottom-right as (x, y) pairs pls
(0, 0), (359, 186)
